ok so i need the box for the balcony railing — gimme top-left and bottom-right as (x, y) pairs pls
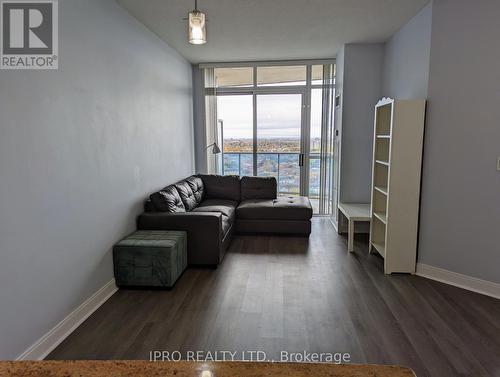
(222, 152), (321, 199)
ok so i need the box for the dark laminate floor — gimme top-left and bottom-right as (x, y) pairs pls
(48, 218), (500, 377)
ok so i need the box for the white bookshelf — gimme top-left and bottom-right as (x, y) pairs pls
(369, 98), (426, 274)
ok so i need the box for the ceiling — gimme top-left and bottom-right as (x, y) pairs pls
(116, 0), (430, 64)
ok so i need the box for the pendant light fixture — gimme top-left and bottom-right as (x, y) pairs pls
(188, 0), (207, 45)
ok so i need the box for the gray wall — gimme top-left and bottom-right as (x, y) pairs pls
(0, 0), (194, 359)
(339, 44), (385, 203)
(418, 0), (500, 283)
(383, 2), (432, 99)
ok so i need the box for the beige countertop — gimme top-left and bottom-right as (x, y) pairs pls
(0, 361), (416, 377)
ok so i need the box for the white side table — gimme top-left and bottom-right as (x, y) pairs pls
(338, 203), (371, 252)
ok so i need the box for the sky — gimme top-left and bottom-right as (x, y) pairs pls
(217, 90), (323, 139)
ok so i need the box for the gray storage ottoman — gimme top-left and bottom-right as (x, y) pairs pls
(113, 230), (187, 289)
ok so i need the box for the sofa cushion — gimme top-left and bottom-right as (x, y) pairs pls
(150, 185), (186, 213)
(192, 199), (236, 237)
(198, 174), (241, 202)
(175, 180), (197, 211)
(236, 196), (313, 220)
(185, 175), (204, 204)
(192, 199), (237, 220)
(240, 176), (277, 200)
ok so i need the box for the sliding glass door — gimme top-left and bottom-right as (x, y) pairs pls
(218, 92), (305, 196)
(256, 93), (304, 196)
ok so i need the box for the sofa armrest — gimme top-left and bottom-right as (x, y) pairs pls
(137, 212), (223, 266)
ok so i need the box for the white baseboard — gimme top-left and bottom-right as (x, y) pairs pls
(16, 279), (118, 360)
(416, 263), (500, 300)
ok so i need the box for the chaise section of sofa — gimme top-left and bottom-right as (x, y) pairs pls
(235, 176), (313, 235)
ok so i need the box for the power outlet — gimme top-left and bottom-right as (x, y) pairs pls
(497, 157), (500, 171)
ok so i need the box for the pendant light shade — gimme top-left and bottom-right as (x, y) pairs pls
(188, 1), (206, 45)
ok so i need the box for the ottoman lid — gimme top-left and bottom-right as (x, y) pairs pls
(115, 230), (186, 248)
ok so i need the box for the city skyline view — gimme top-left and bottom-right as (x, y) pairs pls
(216, 91), (323, 139)
(222, 137), (322, 153)
(221, 137), (322, 211)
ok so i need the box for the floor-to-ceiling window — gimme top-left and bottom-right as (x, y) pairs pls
(217, 94), (254, 176)
(203, 61), (335, 214)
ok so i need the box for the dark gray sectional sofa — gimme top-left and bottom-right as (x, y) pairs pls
(137, 175), (313, 267)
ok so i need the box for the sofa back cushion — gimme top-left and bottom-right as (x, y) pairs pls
(144, 199), (155, 212)
(175, 179), (197, 211)
(198, 174), (241, 202)
(150, 185), (186, 213)
(185, 175), (205, 204)
(240, 176), (277, 200)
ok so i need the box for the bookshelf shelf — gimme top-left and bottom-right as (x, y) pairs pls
(374, 186), (388, 195)
(373, 211), (387, 224)
(371, 242), (386, 257)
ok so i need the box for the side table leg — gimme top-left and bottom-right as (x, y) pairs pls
(348, 219), (354, 252)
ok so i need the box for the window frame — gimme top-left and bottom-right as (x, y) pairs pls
(203, 59), (335, 210)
